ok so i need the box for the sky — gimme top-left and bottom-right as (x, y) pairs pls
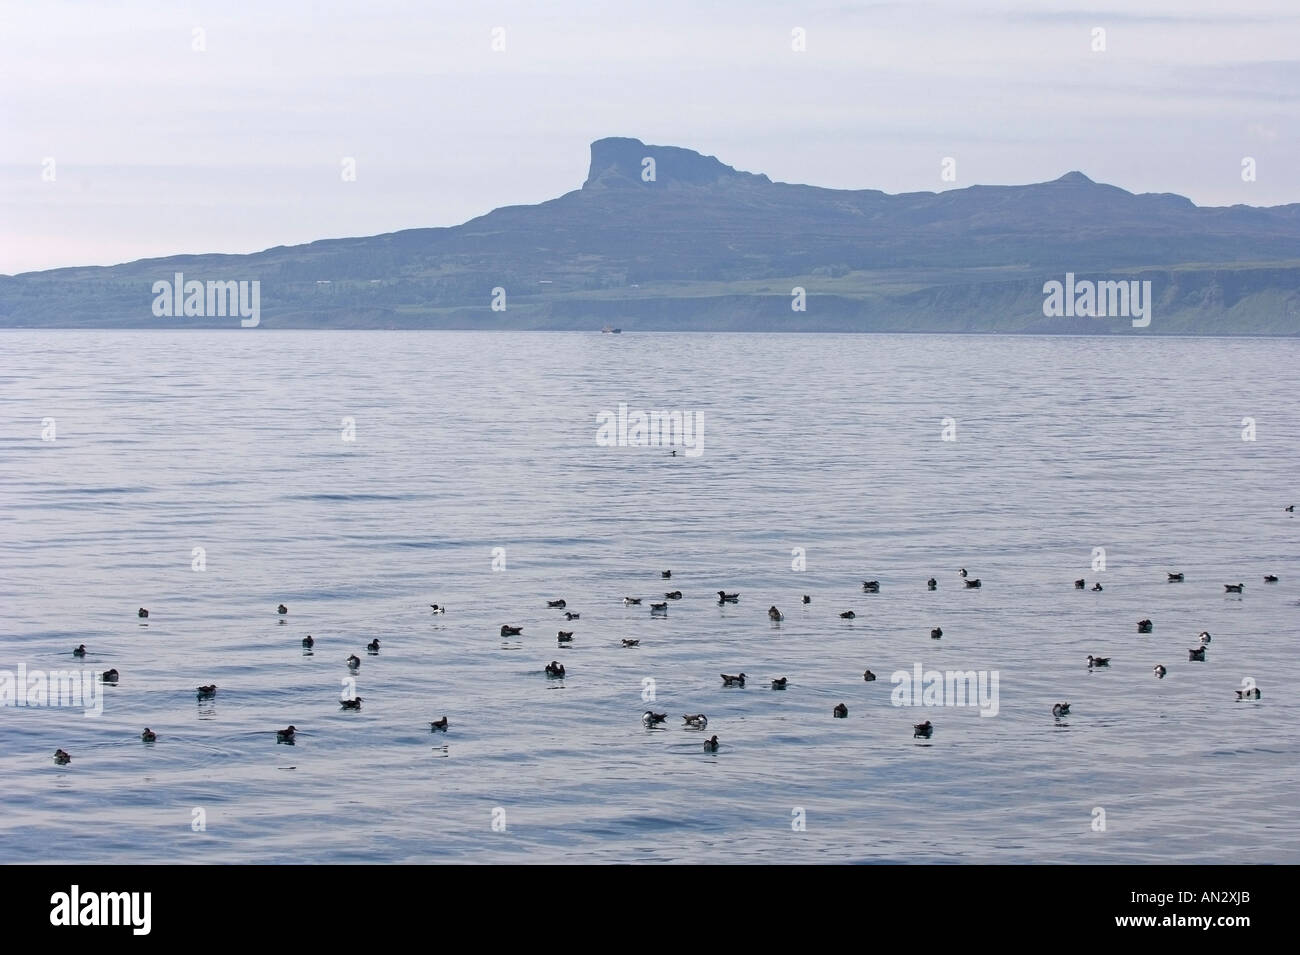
(1, 0), (1297, 274)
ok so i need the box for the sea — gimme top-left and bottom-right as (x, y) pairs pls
(0, 330), (1296, 863)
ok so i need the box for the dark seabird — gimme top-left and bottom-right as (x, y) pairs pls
(642, 711), (668, 726)
(768, 606), (783, 621)
(141, 728), (157, 742)
(959, 568), (968, 578)
(563, 612), (580, 620)
(720, 673), (746, 687)
(196, 684), (216, 699)
(1235, 687), (1261, 701)
(1074, 579), (1085, 589)
(682, 714), (708, 728)
(545, 661), (566, 677)
(621, 639), (639, 647)
(1167, 572), (1184, 582)
(650, 602), (668, 613)
(430, 717), (449, 731)
(277, 604), (288, 615)
(717, 591), (739, 603)
(1087, 655), (1110, 668)
(802, 595), (812, 604)
(833, 703), (848, 718)
(1199, 631), (1211, 644)
(500, 625), (523, 637)
(1051, 703), (1070, 718)
(1137, 619), (1153, 634)
(964, 578), (982, 589)
(302, 635), (314, 648)
(557, 630), (574, 642)
(839, 610), (856, 619)
(276, 725), (296, 743)
(53, 749), (71, 765)
(547, 599), (567, 609)
(1091, 583), (1103, 592)
(931, 627), (943, 639)
(862, 580), (880, 593)
(347, 654), (361, 669)
(72, 644), (86, 657)
(1188, 647), (1206, 661)
(1264, 575), (1278, 583)
(101, 668), (119, 683)
(771, 677), (788, 689)
(340, 698), (363, 710)
(664, 590), (683, 599)
(1224, 583), (1244, 593)
(913, 720), (934, 738)
(927, 578), (937, 591)
(661, 570), (672, 579)
(138, 607), (149, 618)
(366, 639), (380, 653)
(863, 669), (877, 682)
(623, 597), (642, 605)
(1153, 665), (1167, 678)
(703, 735), (720, 752)
(429, 604), (446, 613)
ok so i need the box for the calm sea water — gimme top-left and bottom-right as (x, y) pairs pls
(1, 330), (1297, 864)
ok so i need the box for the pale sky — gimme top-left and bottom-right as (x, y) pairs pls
(2, 0), (1297, 274)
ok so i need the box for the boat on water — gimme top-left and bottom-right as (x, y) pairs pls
(601, 325), (622, 334)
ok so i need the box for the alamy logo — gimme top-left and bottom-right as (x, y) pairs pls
(890, 663), (999, 717)
(1042, 272), (1152, 327)
(595, 403), (704, 457)
(0, 664), (101, 717)
(50, 885), (151, 935)
(152, 272), (260, 327)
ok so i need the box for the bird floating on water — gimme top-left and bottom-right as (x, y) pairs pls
(642, 711), (667, 726)
(863, 669), (877, 682)
(346, 654), (361, 669)
(623, 597), (642, 606)
(196, 684), (216, 699)
(1199, 631), (1211, 644)
(1052, 703), (1070, 718)
(927, 578), (937, 591)
(771, 677), (788, 689)
(1167, 572), (1184, 582)
(833, 703), (848, 718)
(1137, 619), (1153, 634)
(913, 720), (933, 739)
(563, 612), (580, 620)
(768, 606), (783, 621)
(1153, 665), (1167, 678)
(1235, 687), (1261, 700)
(802, 595), (811, 604)
(720, 673), (746, 687)
(862, 580), (880, 593)
(276, 725), (296, 743)
(661, 570), (672, 579)
(366, 639), (380, 653)
(964, 578), (982, 589)
(1091, 583), (1103, 592)
(340, 697), (363, 710)
(959, 569), (968, 578)
(429, 604), (446, 613)
(1224, 583), (1244, 594)
(1087, 655), (1110, 668)
(664, 590), (682, 599)
(101, 669), (119, 684)
(650, 602), (668, 613)
(839, 610), (856, 619)
(500, 625), (523, 637)
(430, 717), (449, 731)
(277, 604), (288, 615)
(53, 749), (71, 765)
(545, 661), (566, 677)
(931, 627), (943, 639)
(72, 644), (86, 657)
(1264, 574), (1278, 583)
(703, 735), (720, 752)
(1074, 579), (1085, 589)
(1188, 647), (1206, 661)
(558, 630), (574, 642)
(683, 714), (708, 728)
(547, 599), (567, 609)
(621, 639), (639, 647)
(717, 591), (739, 603)
(302, 635), (314, 648)
(137, 607), (149, 618)
(141, 728), (157, 742)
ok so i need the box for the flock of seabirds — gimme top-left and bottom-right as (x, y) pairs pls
(47, 543), (1287, 765)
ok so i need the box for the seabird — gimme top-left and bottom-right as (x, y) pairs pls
(863, 669), (877, 682)
(623, 597), (642, 605)
(661, 570), (672, 579)
(771, 677), (788, 689)
(277, 604), (288, 615)
(928, 578), (937, 591)
(1137, 619), (1153, 633)
(302, 635), (314, 648)
(346, 654), (361, 669)
(430, 717), (449, 731)
(276, 725), (296, 743)
(1235, 687), (1261, 700)
(642, 711), (668, 726)
(720, 673), (746, 687)
(1051, 703), (1070, 718)
(101, 668), (119, 683)
(1264, 575), (1279, 583)
(366, 639), (380, 653)
(53, 749), (71, 765)
(545, 661), (566, 677)
(1224, 583), (1244, 593)
(621, 639), (639, 647)
(557, 630), (574, 642)
(1188, 647), (1206, 661)
(862, 580), (880, 593)
(1091, 583), (1103, 592)
(72, 644), (86, 657)
(931, 627), (943, 639)
(717, 591), (739, 603)
(768, 606), (783, 621)
(547, 599), (567, 609)
(1153, 665), (1167, 678)
(839, 610), (856, 619)
(340, 698), (363, 710)
(137, 607), (149, 618)
(1074, 579), (1085, 589)
(650, 602), (668, 613)
(959, 568), (968, 578)
(1199, 631), (1211, 644)
(141, 728), (157, 742)
(802, 595), (811, 604)
(1087, 655), (1110, 668)
(1168, 573), (1184, 582)
(196, 684), (216, 699)
(429, 604), (446, 613)
(563, 612), (580, 620)
(500, 625), (523, 636)
(682, 714), (708, 728)
(964, 578), (982, 588)
(664, 590), (682, 599)
(703, 735), (720, 752)
(833, 703), (848, 718)
(913, 720), (934, 738)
